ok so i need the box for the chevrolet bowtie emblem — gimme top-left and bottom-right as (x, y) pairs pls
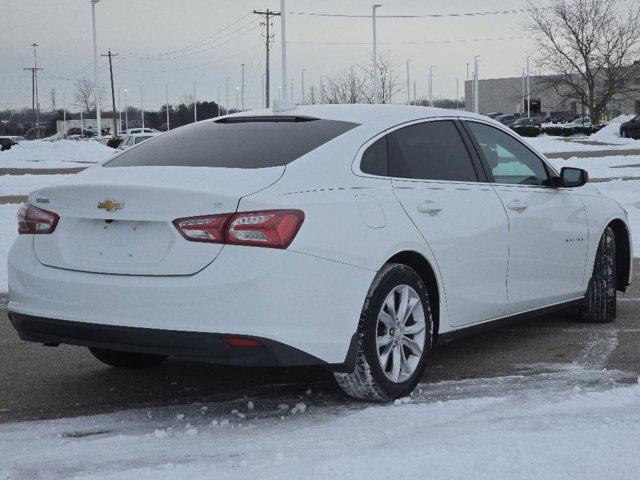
(97, 199), (124, 212)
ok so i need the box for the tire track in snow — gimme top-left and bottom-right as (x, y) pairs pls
(576, 325), (619, 370)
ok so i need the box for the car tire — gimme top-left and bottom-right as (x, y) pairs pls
(89, 348), (168, 369)
(579, 226), (616, 323)
(334, 263), (433, 401)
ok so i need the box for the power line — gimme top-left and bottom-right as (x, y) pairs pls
(289, 36), (526, 46)
(285, 8), (530, 18)
(118, 19), (258, 60)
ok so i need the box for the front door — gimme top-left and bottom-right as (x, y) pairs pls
(388, 120), (510, 326)
(464, 121), (589, 313)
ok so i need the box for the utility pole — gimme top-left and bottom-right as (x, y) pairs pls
(372, 4), (382, 104)
(117, 88), (122, 129)
(261, 73), (265, 108)
(165, 82), (170, 130)
(455, 77), (459, 110)
(217, 86), (221, 116)
(413, 81), (416, 104)
(301, 69), (305, 104)
(193, 81), (198, 121)
(254, 8), (280, 108)
(62, 92), (67, 135)
(466, 62), (470, 81)
(320, 75), (325, 103)
(241, 64), (245, 110)
(91, 0), (101, 138)
(406, 59), (411, 105)
(290, 78), (294, 103)
(280, 0), (288, 103)
(23, 43), (42, 138)
(101, 49), (119, 136)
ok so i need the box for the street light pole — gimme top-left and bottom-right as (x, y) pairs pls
(372, 4), (382, 104)
(123, 88), (128, 131)
(406, 59), (411, 105)
(241, 63), (245, 110)
(301, 69), (305, 104)
(91, 0), (101, 138)
(455, 77), (459, 109)
(280, 0), (288, 103)
(473, 56), (480, 114)
(428, 65), (435, 107)
(140, 85), (144, 128)
(193, 81), (197, 121)
(225, 77), (229, 114)
(527, 58), (531, 117)
(165, 82), (170, 130)
(290, 78), (294, 103)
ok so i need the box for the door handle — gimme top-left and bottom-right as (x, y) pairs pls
(506, 200), (528, 212)
(417, 201), (443, 215)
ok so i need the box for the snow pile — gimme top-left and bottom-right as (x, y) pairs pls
(1, 372), (640, 480)
(0, 174), (67, 197)
(0, 140), (113, 168)
(590, 115), (637, 144)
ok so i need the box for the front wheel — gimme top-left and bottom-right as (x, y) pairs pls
(579, 226), (616, 323)
(89, 348), (168, 369)
(334, 263), (433, 401)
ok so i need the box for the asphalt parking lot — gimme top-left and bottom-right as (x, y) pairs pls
(2, 260), (638, 423)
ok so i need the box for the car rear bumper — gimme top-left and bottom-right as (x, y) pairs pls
(8, 236), (374, 365)
(8, 312), (329, 367)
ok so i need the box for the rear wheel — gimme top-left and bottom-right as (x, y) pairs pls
(334, 263), (433, 401)
(579, 227), (616, 323)
(89, 348), (168, 369)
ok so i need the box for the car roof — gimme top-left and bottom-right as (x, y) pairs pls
(225, 104), (490, 130)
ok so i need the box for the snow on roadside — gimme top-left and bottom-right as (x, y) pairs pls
(546, 154), (640, 180)
(0, 174), (69, 197)
(0, 140), (113, 168)
(1, 367), (639, 480)
(590, 115), (636, 145)
(528, 135), (640, 153)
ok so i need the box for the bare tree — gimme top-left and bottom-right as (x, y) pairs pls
(527, 0), (640, 123)
(361, 50), (403, 104)
(322, 50), (402, 104)
(73, 78), (95, 113)
(323, 68), (368, 104)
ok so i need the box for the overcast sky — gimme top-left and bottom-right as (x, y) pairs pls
(2, 0), (535, 112)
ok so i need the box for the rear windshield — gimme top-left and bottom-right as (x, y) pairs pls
(105, 117), (359, 168)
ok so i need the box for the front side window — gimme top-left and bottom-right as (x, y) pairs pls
(466, 122), (549, 186)
(387, 120), (478, 182)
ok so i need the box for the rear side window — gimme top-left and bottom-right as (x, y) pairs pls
(387, 120), (478, 182)
(360, 137), (388, 176)
(106, 117), (359, 169)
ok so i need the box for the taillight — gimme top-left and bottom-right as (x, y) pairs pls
(226, 210), (304, 248)
(172, 214), (231, 243)
(17, 203), (59, 234)
(173, 209), (304, 249)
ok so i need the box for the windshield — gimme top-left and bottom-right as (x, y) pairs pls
(105, 117), (359, 169)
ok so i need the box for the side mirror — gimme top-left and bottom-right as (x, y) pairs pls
(560, 167), (588, 188)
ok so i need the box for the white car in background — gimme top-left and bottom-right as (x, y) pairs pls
(116, 132), (161, 152)
(7, 105), (633, 401)
(123, 128), (158, 135)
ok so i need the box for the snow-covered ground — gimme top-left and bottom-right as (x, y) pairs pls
(1, 364), (639, 480)
(0, 139), (113, 168)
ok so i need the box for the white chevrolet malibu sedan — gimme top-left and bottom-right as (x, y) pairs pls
(7, 105), (633, 401)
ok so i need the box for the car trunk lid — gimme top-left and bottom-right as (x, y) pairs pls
(30, 166), (284, 275)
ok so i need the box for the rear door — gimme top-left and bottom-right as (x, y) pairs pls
(463, 120), (588, 313)
(388, 120), (510, 326)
